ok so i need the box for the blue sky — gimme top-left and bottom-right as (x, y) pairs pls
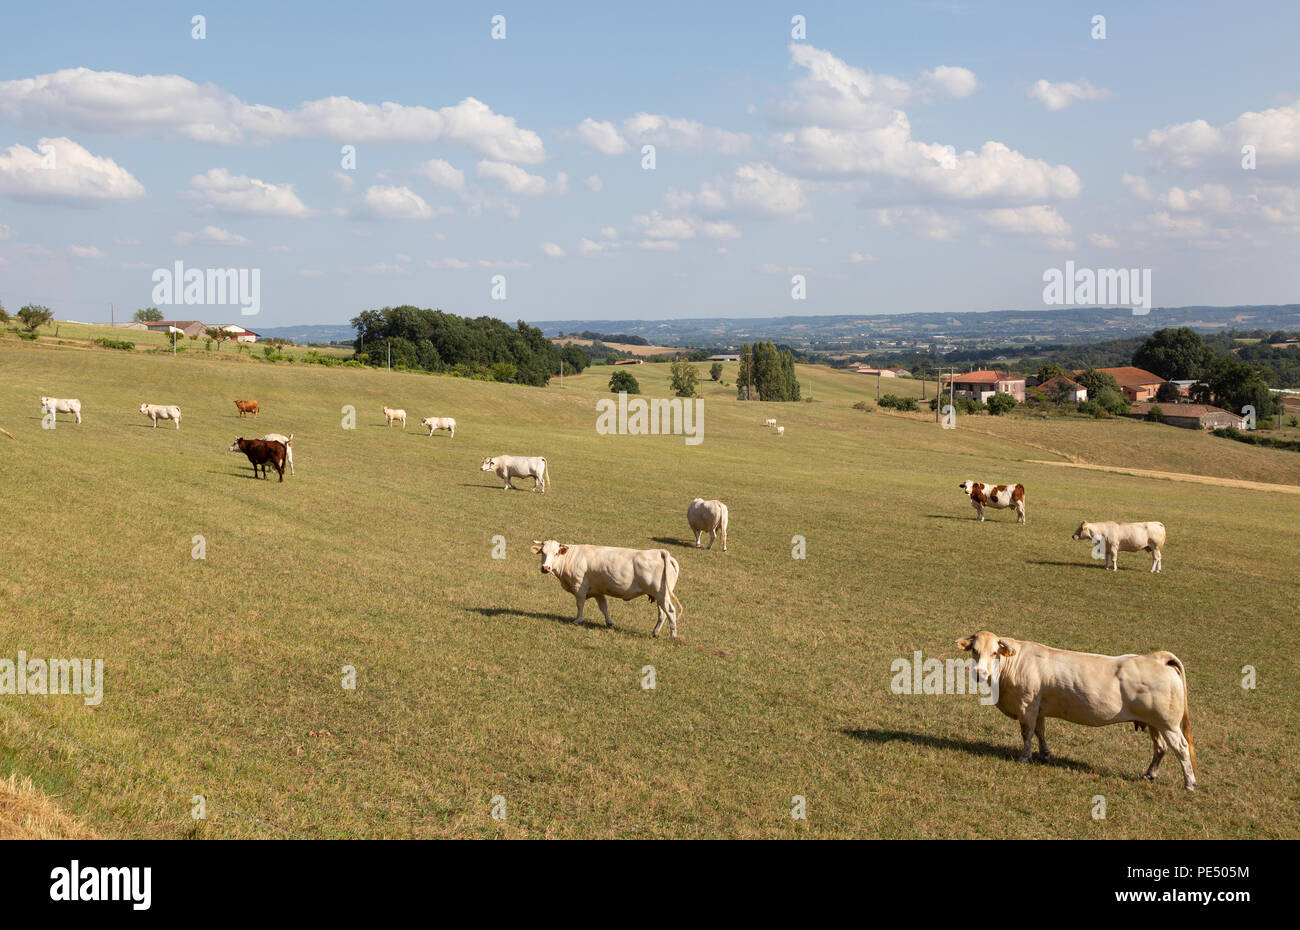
(2, 0), (1299, 328)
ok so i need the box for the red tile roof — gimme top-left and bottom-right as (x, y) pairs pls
(945, 370), (1021, 383)
(1077, 366), (1164, 386)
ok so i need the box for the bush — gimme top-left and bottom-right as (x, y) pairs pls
(1214, 426), (1300, 453)
(985, 393), (1018, 416)
(852, 400), (870, 411)
(1146, 404), (1165, 423)
(669, 358), (700, 397)
(1078, 399), (1108, 418)
(878, 393), (917, 411)
(709, 362), (723, 381)
(17, 304), (53, 331)
(608, 370), (641, 394)
(92, 337), (135, 351)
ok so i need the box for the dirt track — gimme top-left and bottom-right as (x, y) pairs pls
(1026, 459), (1300, 494)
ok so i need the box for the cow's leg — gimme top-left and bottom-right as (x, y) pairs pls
(1160, 727), (1196, 790)
(1151, 546), (1162, 573)
(1017, 502), (1026, 525)
(720, 522), (727, 552)
(977, 504), (985, 522)
(75, 410), (81, 424)
(706, 528), (716, 550)
(1108, 545), (1118, 571)
(1034, 717), (1051, 760)
(595, 595), (613, 628)
(573, 583), (589, 626)
(693, 529), (702, 548)
(1143, 728), (1166, 781)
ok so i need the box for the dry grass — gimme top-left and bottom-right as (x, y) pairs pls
(0, 772), (98, 839)
(1, 341), (1297, 838)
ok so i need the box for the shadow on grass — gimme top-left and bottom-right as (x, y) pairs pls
(924, 514), (977, 522)
(1026, 560), (1100, 570)
(840, 728), (1092, 772)
(463, 604), (679, 639)
(650, 536), (695, 548)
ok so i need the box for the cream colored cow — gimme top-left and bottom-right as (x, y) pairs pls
(1072, 520), (1165, 572)
(687, 498), (729, 551)
(382, 406), (406, 428)
(531, 540), (682, 638)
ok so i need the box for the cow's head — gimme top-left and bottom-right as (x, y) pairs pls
(227, 438), (245, 452)
(959, 480), (975, 496)
(480, 457), (497, 471)
(139, 403), (148, 414)
(530, 539), (568, 574)
(39, 396), (50, 407)
(956, 631), (1016, 683)
(1071, 521), (1093, 541)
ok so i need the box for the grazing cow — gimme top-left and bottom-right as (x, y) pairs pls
(261, 433), (294, 476)
(235, 400), (259, 418)
(687, 498), (729, 551)
(530, 540), (683, 638)
(140, 403), (182, 429)
(39, 396), (82, 424)
(481, 455), (549, 492)
(382, 406), (406, 428)
(956, 631), (1196, 790)
(228, 437), (287, 481)
(764, 418), (777, 428)
(959, 480), (1025, 524)
(420, 416), (455, 438)
(776, 426), (785, 436)
(1072, 520), (1166, 572)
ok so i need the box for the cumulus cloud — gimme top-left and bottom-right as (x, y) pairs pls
(980, 205), (1071, 236)
(575, 118), (629, 155)
(541, 241), (565, 258)
(1135, 100), (1300, 172)
(0, 137), (144, 202)
(0, 68), (546, 162)
(186, 168), (311, 217)
(417, 158), (466, 191)
(584, 174), (603, 192)
(1026, 79), (1112, 111)
(876, 206), (959, 241)
(172, 225), (250, 246)
(361, 184), (434, 220)
(576, 113), (748, 155)
(476, 160), (567, 196)
(67, 244), (103, 258)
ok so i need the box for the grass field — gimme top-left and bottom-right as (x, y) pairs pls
(2, 334), (1298, 839)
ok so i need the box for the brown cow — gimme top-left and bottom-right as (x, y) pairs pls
(235, 400), (259, 418)
(228, 437), (286, 481)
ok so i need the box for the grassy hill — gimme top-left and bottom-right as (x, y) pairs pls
(1, 337), (1297, 838)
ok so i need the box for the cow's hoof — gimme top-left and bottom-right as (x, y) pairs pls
(1184, 784), (1196, 792)
(1142, 773), (1157, 781)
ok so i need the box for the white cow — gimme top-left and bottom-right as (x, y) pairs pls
(776, 426), (785, 436)
(420, 416), (455, 438)
(481, 455), (549, 492)
(382, 406), (406, 428)
(39, 397), (82, 424)
(140, 403), (182, 429)
(262, 433), (294, 476)
(531, 540), (683, 638)
(687, 498), (729, 551)
(1072, 520), (1166, 572)
(957, 631), (1196, 790)
(959, 480), (1026, 524)
(764, 418), (777, 428)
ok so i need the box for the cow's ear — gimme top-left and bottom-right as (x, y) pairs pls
(955, 636), (973, 651)
(997, 639), (1017, 657)
(558, 545), (568, 554)
(530, 544), (542, 554)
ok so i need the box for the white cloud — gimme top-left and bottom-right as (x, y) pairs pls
(576, 118), (629, 155)
(1135, 100), (1300, 172)
(186, 168), (311, 217)
(584, 174), (603, 192)
(332, 171), (355, 192)
(67, 244), (103, 258)
(476, 160), (566, 196)
(0, 224), (11, 239)
(920, 66), (979, 100)
(172, 225), (250, 246)
(1087, 233), (1119, 248)
(1027, 79), (1112, 111)
(425, 257), (470, 269)
(876, 206), (959, 241)
(0, 68), (546, 162)
(981, 205), (1071, 236)
(0, 137), (144, 202)
(362, 184), (433, 220)
(620, 113), (749, 154)
(541, 241), (566, 258)
(849, 250), (875, 263)
(417, 158), (466, 191)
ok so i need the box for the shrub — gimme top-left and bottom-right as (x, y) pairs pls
(878, 393), (916, 411)
(709, 362), (723, 381)
(1146, 404), (1165, 423)
(985, 393), (1017, 416)
(852, 400), (870, 411)
(608, 370), (641, 394)
(92, 337), (135, 351)
(669, 358), (700, 397)
(1214, 426), (1300, 453)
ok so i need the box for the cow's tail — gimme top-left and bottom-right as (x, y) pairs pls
(286, 434), (293, 446)
(661, 552), (682, 622)
(1164, 652), (1195, 775)
(542, 458), (552, 490)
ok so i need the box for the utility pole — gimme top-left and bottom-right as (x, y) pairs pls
(387, 341), (391, 371)
(110, 303), (114, 328)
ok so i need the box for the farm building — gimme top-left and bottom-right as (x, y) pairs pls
(943, 370), (1026, 403)
(1080, 366), (1164, 402)
(1040, 375), (1088, 402)
(613, 358), (644, 365)
(707, 354), (740, 362)
(219, 324), (259, 343)
(1127, 402), (1245, 430)
(888, 366), (912, 378)
(143, 320), (206, 337)
(850, 366), (896, 377)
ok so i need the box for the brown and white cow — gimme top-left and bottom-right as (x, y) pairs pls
(957, 631), (1196, 790)
(530, 540), (682, 637)
(228, 437), (287, 481)
(959, 481), (1025, 524)
(235, 399), (259, 418)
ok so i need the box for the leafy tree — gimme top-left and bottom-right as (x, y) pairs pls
(736, 345), (754, 400)
(1155, 381), (1182, 403)
(985, 393), (1018, 415)
(669, 358), (699, 397)
(608, 370), (640, 394)
(1037, 362), (1067, 383)
(0, 301), (7, 323)
(1094, 387), (1130, 416)
(1147, 404), (1165, 423)
(1132, 327), (1214, 380)
(133, 307), (164, 322)
(1196, 355), (1276, 418)
(17, 304), (53, 331)
(1075, 367), (1121, 398)
(205, 327), (227, 349)
(559, 343), (590, 374)
(490, 361), (517, 382)
(709, 362), (723, 381)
